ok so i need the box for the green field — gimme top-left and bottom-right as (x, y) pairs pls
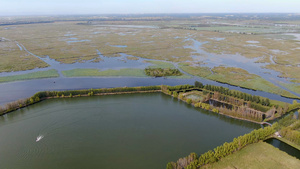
(62, 68), (147, 77)
(203, 142), (300, 169)
(0, 69), (59, 83)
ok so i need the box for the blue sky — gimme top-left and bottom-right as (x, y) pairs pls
(0, 0), (300, 16)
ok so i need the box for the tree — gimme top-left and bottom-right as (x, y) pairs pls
(187, 99), (192, 104)
(35, 96), (40, 102)
(265, 98), (270, 106)
(173, 91), (178, 98)
(29, 98), (34, 104)
(194, 81), (204, 88)
(293, 100), (298, 105)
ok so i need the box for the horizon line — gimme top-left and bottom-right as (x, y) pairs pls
(1, 12), (300, 17)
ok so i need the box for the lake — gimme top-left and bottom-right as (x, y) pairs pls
(0, 93), (260, 169)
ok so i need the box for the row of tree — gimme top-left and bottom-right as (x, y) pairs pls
(0, 96), (40, 115)
(211, 92), (270, 113)
(202, 83), (271, 106)
(0, 86), (162, 116)
(273, 112), (300, 145)
(166, 83), (299, 122)
(32, 86), (161, 99)
(169, 82), (272, 108)
(167, 85), (194, 92)
(167, 126), (275, 169)
(170, 88), (264, 122)
(280, 127), (300, 145)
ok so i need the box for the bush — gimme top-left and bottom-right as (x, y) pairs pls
(186, 99), (192, 104)
(173, 91), (178, 98)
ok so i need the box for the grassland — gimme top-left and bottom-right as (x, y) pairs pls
(209, 66), (293, 96)
(178, 62), (212, 77)
(203, 142), (300, 169)
(146, 60), (176, 69)
(266, 64), (300, 84)
(0, 39), (49, 72)
(0, 22), (194, 66)
(62, 68), (190, 79)
(1, 20), (299, 70)
(0, 69), (59, 83)
(179, 64), (298, 98)
(62, 68), (147, 77)
(279, 82), (300, 95)
(1, 18), (300, 97)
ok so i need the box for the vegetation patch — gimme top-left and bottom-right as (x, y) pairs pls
(126, 56), (139, 60)
(146, 60), (176, 69)
(266, 64), (300, 84)
(180, 65), (299, 98)
(274, 112), (300, 146)
(62, 68), (147, 77)
(280, 82), (300, 95)
(144, 68), (182, 77)
(0, 40), (49, 72)
(178, 62), (212, 77)
(202, 142), (300, 169)
(0, 69), (59, 83)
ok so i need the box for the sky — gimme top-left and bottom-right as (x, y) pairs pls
(0, 0), (300, 16)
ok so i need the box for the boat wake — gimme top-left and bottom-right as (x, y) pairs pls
(36, 135), (44, 142)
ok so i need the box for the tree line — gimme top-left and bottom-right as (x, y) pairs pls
(32, 86), (161, 98)
(169, 82), (272, 108)
(273, 112), (300, 145)
(165, 82), (300, 121)
(167, 126), (275, 169)
(0, 86), (161, 116)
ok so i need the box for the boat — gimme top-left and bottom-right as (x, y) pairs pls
(36, 135), (44, 142)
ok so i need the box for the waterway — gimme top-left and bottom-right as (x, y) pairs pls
(265, 138), (300, 159)
(1, 76), (299, 107)
(0, 93), (260, 169)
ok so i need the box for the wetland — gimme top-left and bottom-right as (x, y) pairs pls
(1, 14), (300, 169)
(1, 14), (300, 98)
(0, 93), (259, 169)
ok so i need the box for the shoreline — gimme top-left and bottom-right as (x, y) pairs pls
(0, 72), (299, 100)
(0, 89), (162, 116)
(0, 85), (293, 126)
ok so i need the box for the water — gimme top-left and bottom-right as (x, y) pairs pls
(1, 37), (300, 106)
(265, 138), (300, 159)
(1, 76), (299, 107)
(185, 38), (300, 97)
(0, 93), (259, 169)
(0, 47), (153, 78)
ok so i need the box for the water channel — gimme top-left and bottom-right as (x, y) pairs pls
(265, 138), (300, 159)
(0, 93), (259, 169)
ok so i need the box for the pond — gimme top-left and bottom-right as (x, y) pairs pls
(0, 93), (260, 169)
